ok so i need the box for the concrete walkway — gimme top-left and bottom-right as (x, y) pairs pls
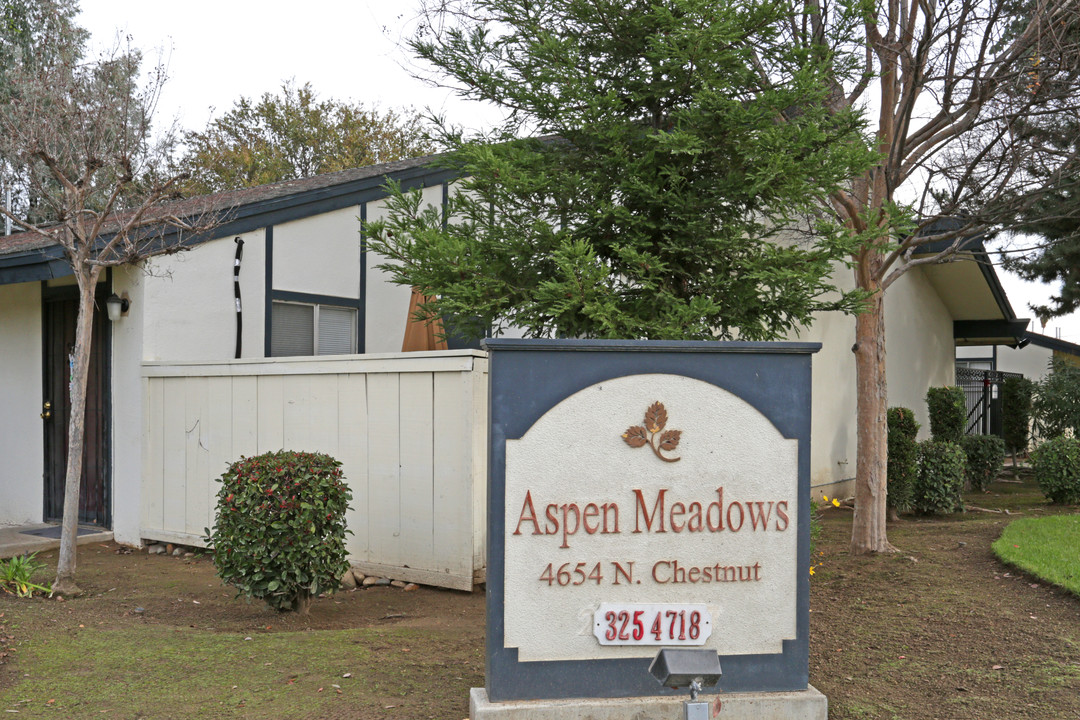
(0, 523), (113, 559)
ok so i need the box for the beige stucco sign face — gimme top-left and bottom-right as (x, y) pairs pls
(503, 374), (798, 663)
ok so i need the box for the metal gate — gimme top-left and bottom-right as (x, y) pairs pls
(955, 367), (1023, 436)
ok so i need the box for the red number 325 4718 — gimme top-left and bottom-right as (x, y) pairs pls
(594, 604), (711, 646)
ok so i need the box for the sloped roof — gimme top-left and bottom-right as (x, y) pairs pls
(0, 154), (451, 285)
(1024, 330), (1080, 357)
(911, 219), (1029, 346)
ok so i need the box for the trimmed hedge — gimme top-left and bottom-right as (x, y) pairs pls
(887, 407), (919, 513)
(1001, 376), (1035, 459)
(926, 386), (966, 442)
(1031, 437), (1080, 504)
(1034, 358), (1080, 438)
(206, 450), (352, 613)
(913, 440), (966, 514)
(960, 435), (1005, 491)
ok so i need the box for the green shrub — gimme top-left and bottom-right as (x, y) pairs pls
(1030, 437), (1080, 504)
(206, 450), (352, 613)
(1034, 358), (1080, 438)
(913, 440), (966, 514)
(960, 435), (1005, 491)
(926, 386), (966, 442)
(0, 552), (51, 597)
(1002, 376), (1035, 459)
(887, 407), (919, 513)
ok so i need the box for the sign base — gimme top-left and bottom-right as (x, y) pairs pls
(471, 685), (827, 720)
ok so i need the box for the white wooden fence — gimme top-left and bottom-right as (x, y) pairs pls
(141, 351), (488, 591)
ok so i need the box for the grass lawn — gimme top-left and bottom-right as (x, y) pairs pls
(992, 514), (1080, 596)
(1, 473), (1078, 719)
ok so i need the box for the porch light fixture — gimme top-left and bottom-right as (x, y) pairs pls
(105, 293), (130, 322)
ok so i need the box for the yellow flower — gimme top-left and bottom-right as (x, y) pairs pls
(832, 498), (840, 508)
(809, 566), (816, 576)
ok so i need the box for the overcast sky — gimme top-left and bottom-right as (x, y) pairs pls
(77, 0), (1080, 345)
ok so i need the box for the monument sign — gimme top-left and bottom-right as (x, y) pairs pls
(475, 339), (826, 718)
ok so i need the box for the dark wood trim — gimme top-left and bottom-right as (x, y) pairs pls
(263, 226), (273, 358)
(270, 290), (362, 308)
(39, 280), (48, 521)
(0, 166), (462, 287)
(103, 269), (113, 529)
(441, 182), (449, 229)
(954, 319), (1030, 345)
(1023, 331), (1080, 357)
(358, 203), (367, 354)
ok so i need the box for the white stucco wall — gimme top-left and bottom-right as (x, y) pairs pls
(884, 266), (956, 429)
(363, 187), (444, 354)
(273, 206), (363, 299)
(799, 265), (956, 497)
(142, 229), (266, 361)
(0, 282), (44, 525)
(109, 265), (145, 544)
(996, 343), (1055, 380)
(957, 343), (1054, 381)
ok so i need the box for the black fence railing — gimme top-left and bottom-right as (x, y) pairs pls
(955, 367), (1023, 436)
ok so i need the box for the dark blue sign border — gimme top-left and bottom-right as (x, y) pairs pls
(482, 339), (819, 702)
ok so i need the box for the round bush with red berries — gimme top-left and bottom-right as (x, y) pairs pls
(206, 450), (352, 613)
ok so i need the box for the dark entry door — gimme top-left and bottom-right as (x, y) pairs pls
(42, 288), (110, 527)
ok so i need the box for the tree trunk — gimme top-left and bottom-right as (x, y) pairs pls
(851, 287), (896, 554)
(294, 591), (313, 615)
(52, 268), (99, 596)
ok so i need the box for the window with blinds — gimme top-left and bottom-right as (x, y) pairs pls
(270, 301), (357, 357)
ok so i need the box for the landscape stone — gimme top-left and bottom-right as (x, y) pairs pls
(374, 577), (392, 587)
(171, 548), (183, 556)
(362, 576), (380, 587)
(350, 570), (366, 583)
(390, 580), (406, 588)
(148, 545), (165, 555)
(404, 583), (419, 592)
(340, 571), (357, 590)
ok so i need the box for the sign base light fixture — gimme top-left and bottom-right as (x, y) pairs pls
(649, 648), (721, 720)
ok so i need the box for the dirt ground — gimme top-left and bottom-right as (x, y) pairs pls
(808, 477), (1080, 719)
(0, 548), (486, 719)
(1, 475), (1078, 719)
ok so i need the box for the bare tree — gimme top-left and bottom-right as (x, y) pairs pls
(0, 20), (220, 594)
(778, 1), (1080, 553)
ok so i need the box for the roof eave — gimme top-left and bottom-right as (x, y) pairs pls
(0, 159), (459, 287)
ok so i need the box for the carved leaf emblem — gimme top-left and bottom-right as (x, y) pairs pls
(644, 401), (667, 433)
(658, 429), (682, 452)
(622, 426), (649, 448)
(622, 402), (681, 462)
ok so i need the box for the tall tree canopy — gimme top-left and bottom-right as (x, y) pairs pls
(0, 0), (85, 92)
(1002, 120), (1080, 321)
(368, 0), (878, 343)
(177, 80), (435, 194)
(0, 0), (87, 223)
